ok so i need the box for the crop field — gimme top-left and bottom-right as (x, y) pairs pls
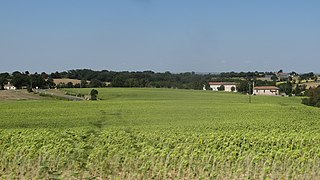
(1, 88), (320, 179)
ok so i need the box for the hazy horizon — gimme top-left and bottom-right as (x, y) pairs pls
(1, 1), (319, 73)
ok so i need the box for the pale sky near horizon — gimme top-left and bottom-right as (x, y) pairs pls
(0, 0), (319, 73)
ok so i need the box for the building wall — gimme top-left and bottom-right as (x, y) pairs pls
(210, 85), (237, 92)
(224, 85), (237, 92)
(254, 89), (279, 95)
(4, 86), (16, 90)
(210, 85), (220, 91)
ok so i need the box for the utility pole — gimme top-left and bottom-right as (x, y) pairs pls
(248, 81), (251, 103)
(77, 80), (82, 97)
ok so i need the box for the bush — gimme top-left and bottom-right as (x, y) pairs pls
(302, 86), (320, 107)
(27, 86), (33, 93)
(218, 85), (225, 91)
(90, 89), (99, 100)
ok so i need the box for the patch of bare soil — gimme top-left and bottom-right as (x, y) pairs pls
(53, 78), (89, 85)
(0, 90), (44, 100)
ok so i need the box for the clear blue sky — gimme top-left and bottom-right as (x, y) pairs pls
(1, 0), (319, 73)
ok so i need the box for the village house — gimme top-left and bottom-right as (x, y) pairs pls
(257, 75), (274, 82)
(4, 82), (16, 90)
(277, 72), (290, 81)
(209, 82), (237, 92)
(253, 86), (279, 96)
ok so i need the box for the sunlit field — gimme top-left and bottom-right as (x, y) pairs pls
(1, 88), (320, 179)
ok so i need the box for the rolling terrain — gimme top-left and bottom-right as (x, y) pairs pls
(0, 88), (319, 179)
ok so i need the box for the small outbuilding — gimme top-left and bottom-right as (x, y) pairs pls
(4, 82), (16, 90)
(253, 86), (279, 96)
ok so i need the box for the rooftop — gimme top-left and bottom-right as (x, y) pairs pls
(254, 86), (279, 90)
(209, 82), (237, 85)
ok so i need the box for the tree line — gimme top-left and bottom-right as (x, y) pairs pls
(0, 69), (317, 95)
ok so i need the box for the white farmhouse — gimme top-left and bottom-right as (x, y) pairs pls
(253, 86), (279, 96)
(4, 82), (16, 90)
(209, 82), (237, 92)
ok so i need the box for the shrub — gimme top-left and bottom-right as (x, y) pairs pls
(90, 89), (99, 100)
(302, 86), (320, 107)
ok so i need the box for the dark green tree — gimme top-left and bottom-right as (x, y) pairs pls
(89, 79), (104, 88)
(11, 72), (29, 89)
(302, 86), (320, 107)
(0, 73), (9, 90)
(218, 85), (225, 91)
(46, 77), (56, 89)
(278, 81), (293, 95)
(90, 89), (99, 100)
(66, 82), (74, 88)
(80, 79), (88, 88)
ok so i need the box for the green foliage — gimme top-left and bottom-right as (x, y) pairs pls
(302, 86), (320, 107)
(293, 84), (306, 96)
(0, 88), (319, 178)
(218, 85), (225, 91)
(89, 79), (105, 88)
(46, 77), (56, 88)
(278, 80), (293, 95)
(90, 89), (99, 100)
(27, 86), (33, 92)
(11, 72), (29, 89)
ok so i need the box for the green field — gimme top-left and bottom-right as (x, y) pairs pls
(1, 88), (320, 179)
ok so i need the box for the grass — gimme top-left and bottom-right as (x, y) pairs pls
(0, 88), (320, 178)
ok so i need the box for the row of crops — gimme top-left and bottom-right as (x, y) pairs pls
(1, 88), (320, 179)
(1, 127), (320, 179)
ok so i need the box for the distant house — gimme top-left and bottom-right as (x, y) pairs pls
(277, 72), (290, 81)
(209, 82), (237, 92)
(257, 75), (274, 82)
(4, 82), (16, 90)
(254, 86), (279, 96)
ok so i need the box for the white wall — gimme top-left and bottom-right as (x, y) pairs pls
(210, 85), (220, 91)
(254, 89), (279, 95)
(210, 85), (237, 92)
(4, 86), (16, 90)
(224, 85), (237, 92)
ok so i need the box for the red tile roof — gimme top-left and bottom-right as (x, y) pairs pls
(209, 82), (237, 85)
(254, 86), (279, 90)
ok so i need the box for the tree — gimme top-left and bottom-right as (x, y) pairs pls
(112, 75), (126, 87)
(302, 86), (320, 107)
(293, 84), (306, 96)
(218, 85), (225, 91)
(237, 80), (250, 93)
(41, 72), (49, 79)
(46, 77), (56, 89)
(0, 73), (9, 90)
(90, 89), (99, 100)
(278, 81), (292, 95)
(271, 75), (278, 82)
(11, 72), (29, 89)
(89, 79), (104, 88)
(66, 82), (74, 88)
(30, 74), (47, 89)
(80, 79), (88, 88)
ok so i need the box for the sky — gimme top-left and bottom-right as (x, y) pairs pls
(0, 0), (319, 73)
